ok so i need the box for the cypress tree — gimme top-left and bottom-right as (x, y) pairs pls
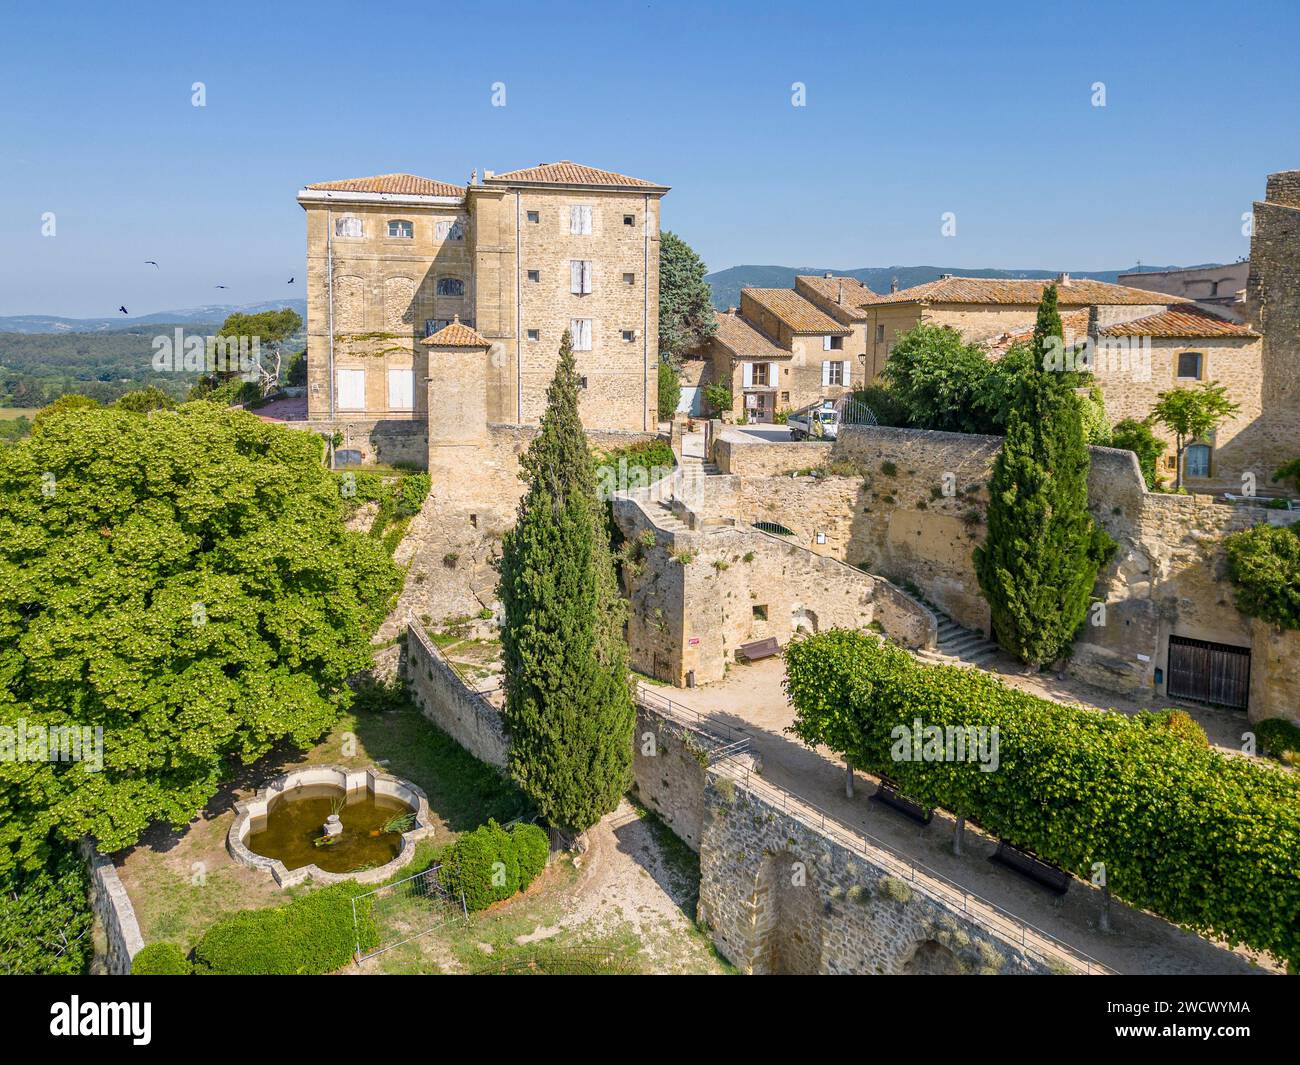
(497, 332), (634, 832)
(973, 285), (1114, 666)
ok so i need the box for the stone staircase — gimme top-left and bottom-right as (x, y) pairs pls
(916, 612), (1001, 669)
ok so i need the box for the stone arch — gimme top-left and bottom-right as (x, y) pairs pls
(899, 938), (963, 975)
(383, 276), (417, 329)
(791, 607), (819, 635)
(332, 274), (365, 332)
(751, 850), (824, 974)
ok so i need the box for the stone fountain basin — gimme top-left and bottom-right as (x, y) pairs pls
(227, 765), (434, 888)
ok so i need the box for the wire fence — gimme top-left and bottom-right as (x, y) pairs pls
(352, 863), (467, 963)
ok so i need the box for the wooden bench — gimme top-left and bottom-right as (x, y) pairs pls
(870, 777), (933, 825)
(737, 636), (780, 662)
(990, 841), (1071, 896)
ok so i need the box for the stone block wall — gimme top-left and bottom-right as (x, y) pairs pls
(81, 841), (145, 976)
(631, 702), (711, 851)
(404, 619), (508, 769)
(696, 771), (1061, 975)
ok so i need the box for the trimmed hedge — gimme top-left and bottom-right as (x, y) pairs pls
(191, 883), (375, 975)
(131, 942), (191, 975)
(784, 630), (1300, 968)
(440, 820), (550, 912)
(1256, 718), (1300, 765)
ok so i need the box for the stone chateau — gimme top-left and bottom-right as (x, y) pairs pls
(297, 161), (667, 464)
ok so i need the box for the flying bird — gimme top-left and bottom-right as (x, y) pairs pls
(145, 260), (158, 268)
(215, 284), (228, 289)
(287, 277), (295, 284)
(118, 306), (128, 315)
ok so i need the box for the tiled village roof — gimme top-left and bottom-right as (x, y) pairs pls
(712, 309), (790, 360)
(795, 275), (880, 312)
(305, 173), (465, 197)
(869, 275), (1185, 307)
(987, 310), (1093, 355)
(742, 288), (853, 334)
(1098, 304), (1259, 338)
(421, 317), (489, 347)
(484, 161), (667, 190)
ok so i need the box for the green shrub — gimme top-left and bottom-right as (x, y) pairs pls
(192, 883), (373, 975)
(1109, 418), (1165, 490)
(1224, 524), (1300, 629)
(1137, 709), (1209, 748)
(657, 360), (681, 420)
(1256, 718), (1300, 763)
(0, 848), (93, 975)
(784, 630), (1300, 969)
(849, 384), (906, 428)
(131, 942), (191, 975)
(396, 472), (431, 517)
(485, 819), (521, 902)
(702, 381), (733, 415)
(511, 823), (550, 889)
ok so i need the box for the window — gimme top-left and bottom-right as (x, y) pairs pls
(823, 334), (844, 351)
(425, 317), (473, 336)
(752, 363), (770, 387)
(527, 329), (540, 341)
(623, 272), (635, 285)
(578, 376), (588, 389)
(569, 205), (593, 235)
(781, 391), (790, 403)
(336, 368), (366, 410)
(387, 219), (413, 239)
(526, 210), (540, 223)
(823, 361), (846, 387)
(387, 368), (414, 410)
(570, 319), (592, 351)
(527, 269), (540, 283)
(876, 324), (886, 343)
(621, 330), (635, 342)
(435, 217), (466, 241)
(1177, 351), (1204, 379)
(334, 214), (363, 238)
(623, 214), (635, 226)
(1185, 444), (1212, 479)
(569, 260), (593, 295)
(436, 277), (465, 297)
(752, 605), (768, 622)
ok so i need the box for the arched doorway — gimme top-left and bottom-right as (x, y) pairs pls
(791, 607), (819, 635)
(751, 851), (824, 974)
(899, 938), (963, 975)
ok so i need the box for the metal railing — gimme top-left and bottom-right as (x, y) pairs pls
(710, 756), (1114, 975)
(633, 682), (751, 761)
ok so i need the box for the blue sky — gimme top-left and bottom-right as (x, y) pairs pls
(2, 0), (1297, 317)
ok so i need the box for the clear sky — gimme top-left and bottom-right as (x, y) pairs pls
(3, 0), (1297, 317)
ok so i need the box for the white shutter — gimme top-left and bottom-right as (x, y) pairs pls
(387, 368), (414, 410)
(337, 368), (366, 410)
(842, 360), (851, 387)
(570, 319), (592, 351)
(823, 335), (833, 351)
(742, 363), (753, 388)
(581, 206), (592, 233)
(821, 362), (831, 387)
(769, 362), (780, 389)
(582, 261), (592, 294)
(570, 260), (583, 294)
(570, 205), (591, 234)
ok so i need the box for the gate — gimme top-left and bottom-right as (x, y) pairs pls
(834, 393), (880, 426)
(1166, 635), (1250, 709)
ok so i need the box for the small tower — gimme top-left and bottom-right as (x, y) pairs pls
(421, 316), (492, 482)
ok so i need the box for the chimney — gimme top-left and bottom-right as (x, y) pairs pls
(890, 278), (899, 293)
(837, 281), (844, 305)
(823, 272), (833, 278)
(483, 169), (495, 179)
(1056, 272), (1071, 285)
(939, 273), (954, 280)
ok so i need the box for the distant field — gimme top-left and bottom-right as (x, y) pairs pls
(0, 407), (39, 420)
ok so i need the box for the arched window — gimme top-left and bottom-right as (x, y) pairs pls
(387, 219), (413, 239)
(334, 214), (363, 238)
(436, 277), (465, 297)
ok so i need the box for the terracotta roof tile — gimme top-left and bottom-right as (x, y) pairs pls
(712, 310), (789, 360)
(987, 310), (1092, 354)
(795, 275), (880, 312)
(870, 276), (1184, 307)
(742, 288), (852, 334)
(1099, 304), (1259, 338)
(484, 161), (666, 190)
(305, 173), (464, 197)
(421, 317), (489, 347)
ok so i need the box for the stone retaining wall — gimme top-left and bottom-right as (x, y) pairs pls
(81, 841), (144, 976)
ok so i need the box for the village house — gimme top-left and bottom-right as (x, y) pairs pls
(296, 161), (668, 462)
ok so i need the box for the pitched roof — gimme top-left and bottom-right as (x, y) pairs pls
(869, 275), (1184, 307)
(305, 173), (464, 197)
(421, 317), (489, 348)
(483, 161), (667, 190)
(1098, 304), (1259, 338)
(986, 310), (1092, 355)
(795, 275), (879, 312)
(741, 288), (852, 334)
(712, 310), (789, 360)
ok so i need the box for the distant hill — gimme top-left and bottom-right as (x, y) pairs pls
(704, 265), (1223, 310)
(0, 299), (308, 335)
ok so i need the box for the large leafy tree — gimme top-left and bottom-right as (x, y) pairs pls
(1149, 381), (1240, 490)
(658, 231), (717, 362)
(974, 285), (1114, 666)
(0, 404), (398, 872)
(881, 323), (999, 434)
(497, 333), (634, 833)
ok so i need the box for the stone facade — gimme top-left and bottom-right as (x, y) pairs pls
(1119, 262), (1250, 320)
(696, 770), (1065, 975)
(298, 163), (667, 456)
(708, 425), (1300, 723)
(631, 701), (713, 851)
